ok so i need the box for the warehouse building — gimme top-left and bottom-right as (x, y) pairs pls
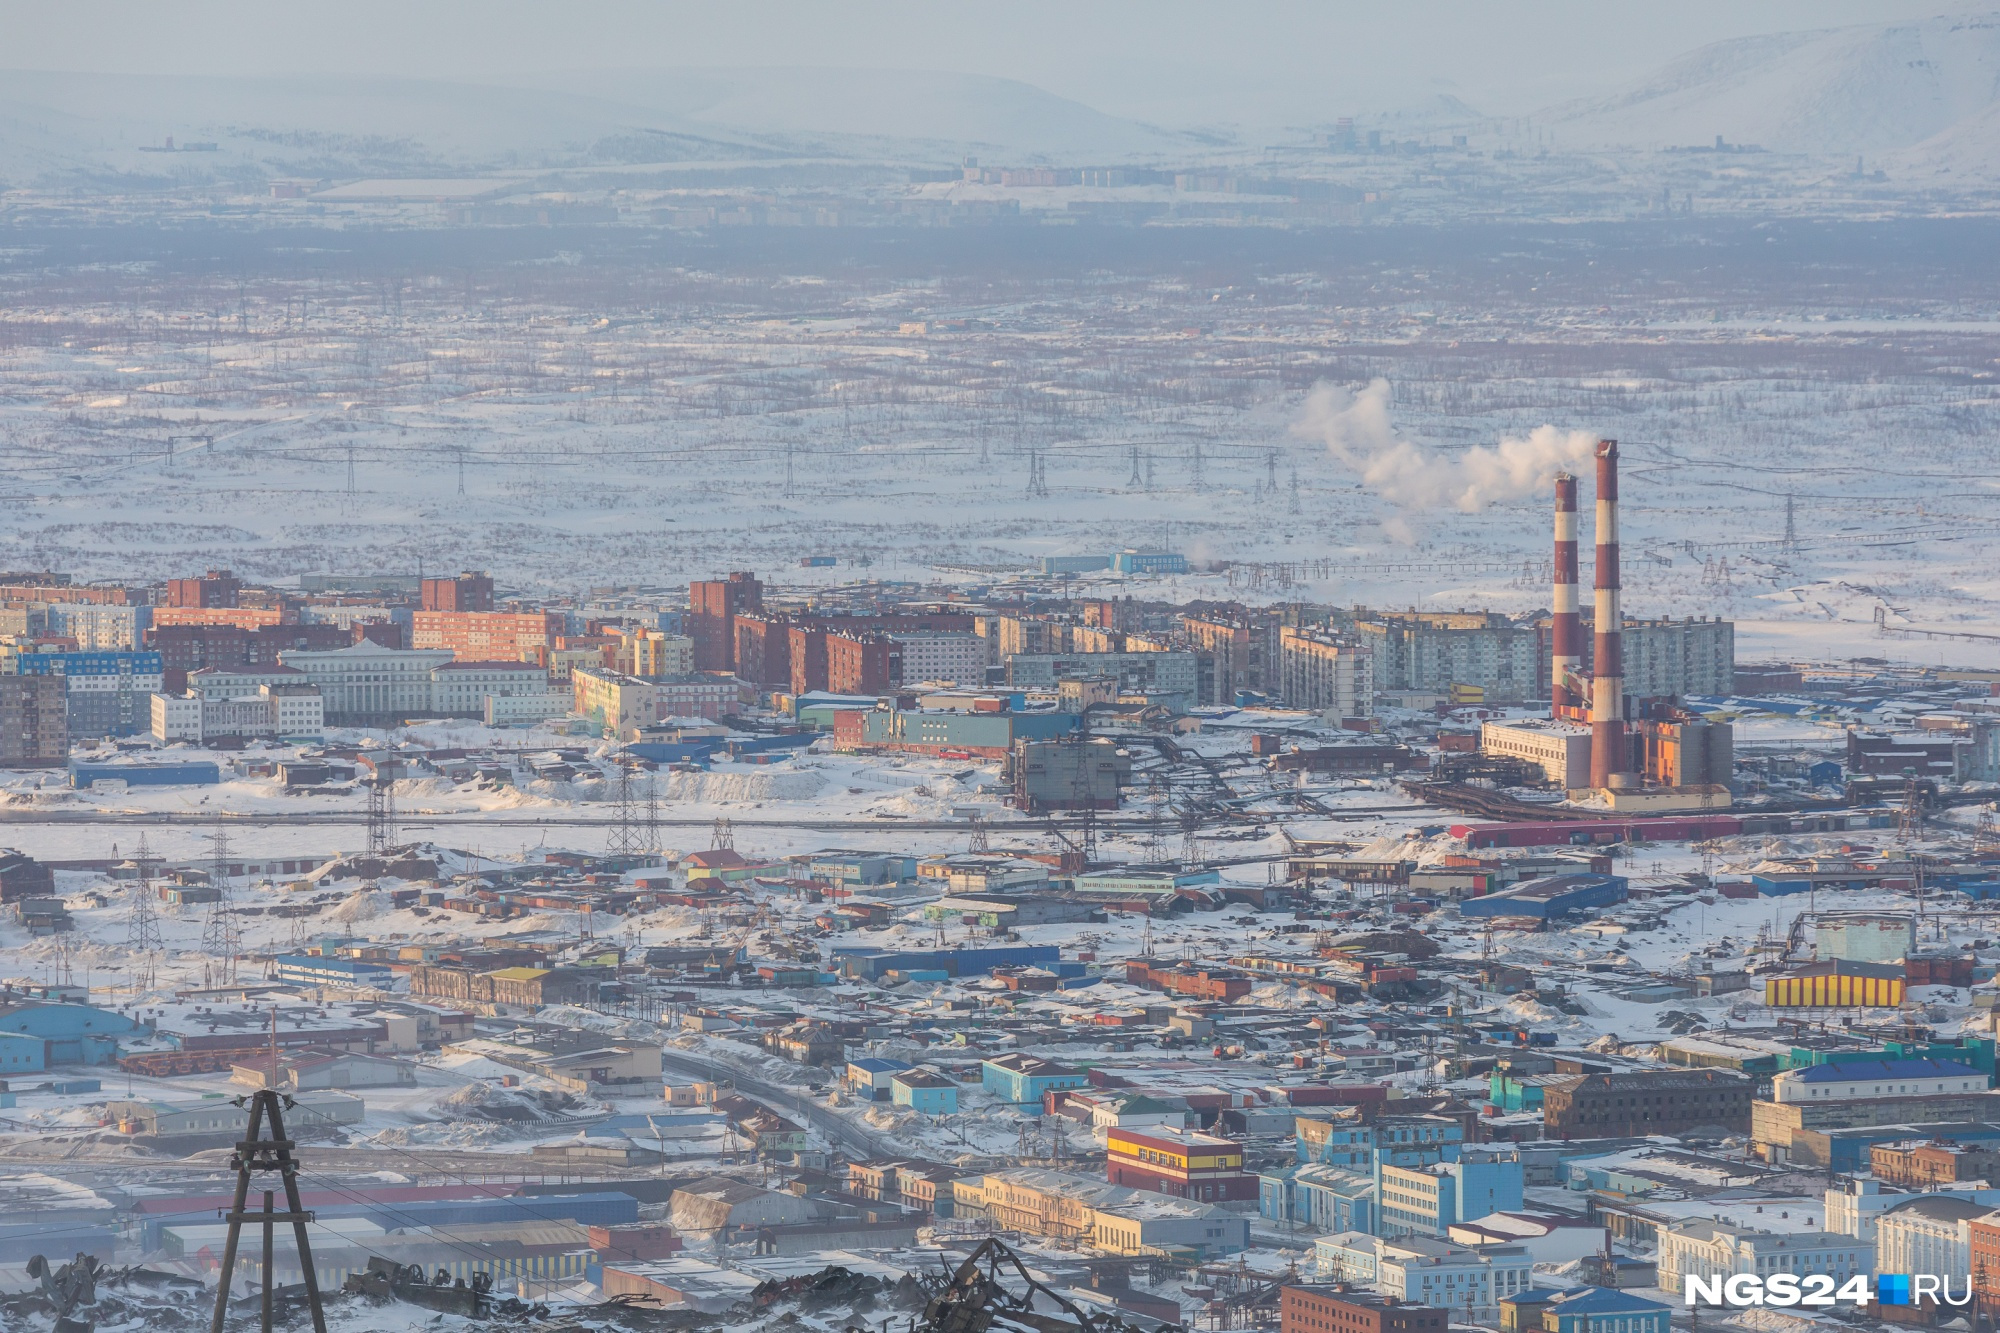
(1457, 874), (1628, 921)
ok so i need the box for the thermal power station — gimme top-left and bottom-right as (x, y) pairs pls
(1482, 438), (1732, 808)
(1589, 440), (1631, 790)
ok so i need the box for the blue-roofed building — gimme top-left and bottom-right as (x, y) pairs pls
(1771, 1057), (1989, 1103)
(70, 761), (220, 788)
(1459, 874), (1627, 920)
(0, 1000), (144, 1066)
(1538, 1286), (1672, 1333)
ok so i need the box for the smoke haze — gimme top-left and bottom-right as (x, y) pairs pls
(1292, 378), (1597, 514)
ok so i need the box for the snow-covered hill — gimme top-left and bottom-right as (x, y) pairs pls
(0, 64), (1210, 187)
(1540, 11), (2000, 157)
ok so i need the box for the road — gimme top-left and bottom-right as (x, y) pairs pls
(658, 1049), (898, 1160)
(0, 803), (1425, 830)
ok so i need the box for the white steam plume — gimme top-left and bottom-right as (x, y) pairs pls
(1291, 378), (1596, 512)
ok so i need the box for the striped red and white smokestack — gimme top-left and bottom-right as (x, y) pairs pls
(1551, 472), (1582, 717)
(1590, 439), (1628, 788)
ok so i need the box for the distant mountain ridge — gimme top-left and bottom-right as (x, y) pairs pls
(1539, 11), (2000, 158)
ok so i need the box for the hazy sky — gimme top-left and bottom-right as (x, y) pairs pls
(0, 1), (1976, 125)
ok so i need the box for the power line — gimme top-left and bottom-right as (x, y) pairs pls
(127, 833), (162, 991)
(202, 822), (239, 987)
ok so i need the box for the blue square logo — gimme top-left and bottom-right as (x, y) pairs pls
(1878, 1275), (1912, 1306)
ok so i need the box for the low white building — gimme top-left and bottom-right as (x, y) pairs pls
(1374, 1236), (1532, 1320)
(430, 661), (550, 716)
(1447, 1211), (1610, 1265)
(1657, 1218), (1872, 1297)
(1874, 1196), (1995, 1280)
(1826, 1175), (2000, 1240)
(1315, 1231), (1380, 1281)
(487, 691), (573, 727)
(150, 684), (324, 743)
(1771, 1058), (1987, 1104)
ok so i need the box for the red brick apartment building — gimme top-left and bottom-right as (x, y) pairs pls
(690, 572), (762, 671)
(421, 572), (494, 612)
(411, 610), (563, 662)
(1282, 1290), (1444, 1333)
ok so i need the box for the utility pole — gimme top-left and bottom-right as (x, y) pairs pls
(1288, 466), (1302, 516)
(783, 441), (797, 499)
(1128, 444), (1143, 487)
(208, 1091), (328, 1333)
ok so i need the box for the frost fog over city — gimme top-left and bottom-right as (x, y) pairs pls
(3, 5), (2000, 1333)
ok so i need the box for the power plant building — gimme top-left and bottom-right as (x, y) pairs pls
(1480, 719), (1592, 790)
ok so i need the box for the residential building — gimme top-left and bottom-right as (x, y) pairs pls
(1183, 612), (1283, 703)
(45, 603), (150, 651)
(0, 675), (67, 766)
(827, 631), (898, 695)
(1377, 1149), (1525, 1238)
(1375, 1237), (1534, 1320)
(618, 629), (694, 678)
(1540, 1070), (1753, 1138)
(892, 632), (986, 686)
(1280, 1288), (1444, 1333)
(981, 1053), (1090, 1105)
(1656, 1219), (1870, 1298)
(892, 1070), (959, 1114)
(1004, 651), (1199, 706)
(420, 572), (494, 612)
(951, 1167), (1249, 1256)
(410, 610), (563, 662)
(1354, 613), (1539, 706)
(277, 642), (455, 724)
(14, 651), (164, 739)
(1106, 1125), (1255, 1202)
(1262, 1163), (1378, 1234)
(1620, 617), (1735, 699)
(572, 668), (745, 738)
(690, 572), (762, 671)
(165, 569), (241, 608)
(1277, 629), (1374, 718)
(149, 684), (324, 743)
(429, 661), (550, 716)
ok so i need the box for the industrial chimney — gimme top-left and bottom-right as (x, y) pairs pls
(1590, 439), (1629, 788)
(1551, 472), (1582, 719)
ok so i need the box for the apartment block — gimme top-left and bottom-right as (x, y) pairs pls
(1277, 629), (1374, 718)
